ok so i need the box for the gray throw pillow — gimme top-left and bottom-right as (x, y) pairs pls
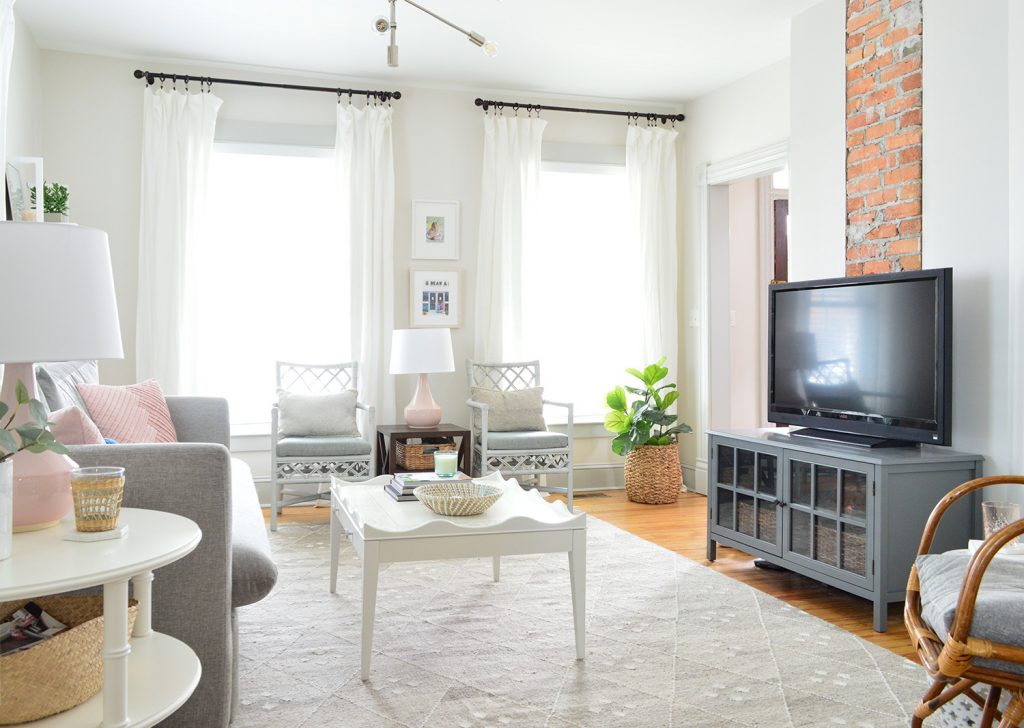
(277, 389), (360, 437)
(470, 386), (546, 432)
(34, 360), (99, 414)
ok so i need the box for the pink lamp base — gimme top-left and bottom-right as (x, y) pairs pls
(404, 373), (443, 428)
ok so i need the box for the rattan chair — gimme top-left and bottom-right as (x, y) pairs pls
(466, 360), (574, 510)
(905, 475), (1024, 727)
(270, 361), (375, 531)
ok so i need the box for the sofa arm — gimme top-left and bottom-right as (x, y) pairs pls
(166, 396), (231, 448)
(68, 442), (233, 727)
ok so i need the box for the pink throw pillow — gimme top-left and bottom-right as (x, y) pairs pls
(48, 406), (105, 446)
(76, 379), (178, 444)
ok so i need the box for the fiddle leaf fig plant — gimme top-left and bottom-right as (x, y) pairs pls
(604, 358), (692, 456)
(0, 380), (70, 463)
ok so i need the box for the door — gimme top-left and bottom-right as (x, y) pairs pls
(710, 439), (783, 556)
(782, 452), (873, 589)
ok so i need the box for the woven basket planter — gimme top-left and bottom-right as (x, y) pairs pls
(624, 444), (682, 504)
(0, 596), (138, 724)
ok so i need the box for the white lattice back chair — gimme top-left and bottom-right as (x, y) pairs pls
(467, 360), (574, 510)
(270, 361), (376, 531)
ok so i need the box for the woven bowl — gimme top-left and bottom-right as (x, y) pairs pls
(414, 482), (504, 517)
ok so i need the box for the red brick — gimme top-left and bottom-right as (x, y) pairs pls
(884, 163), (922, 185)
(885, 152), (900, 168)
(848, 143), (882, 164)
(886, 93), (921, 116)
(847, 77), (875, 96)
(899, 146), (923, 164)
(885, 129), (922, 150)
(890, 0), (914, 9)
(848, 7), (882, 33)
(899, 182), (922, 200)
(864, 119), (897, 141)
(848, 156), (888, 178)
(888, 238), (921, 255)
(847, 65), (865, 83)
(880, 57), (922, 82)
(866, 224), (898, 240)
(865, 188), (899, 207)
(847, 112), (869, 130)
(866, 85), (898, 106)
(848, 97), (864, 115)
(901, 73), (923, 91)
(898, 254), (922, 270)
(849, 212), (875, 225)
(847, 31), (865, 51)
(851, 243), (880, 259)
(882, 200), (921, 220)
(864, 51), (895, 73)
(898, 217), (922, 234)
(864, 259), (892, 274)
(848, 130), (866, 147)
(848, 174), (881, 195)
(900, 108), (923, 128)
(846, 262), (865, 277)
(864, 19), (891, 41)
(881, 26), (911, 47)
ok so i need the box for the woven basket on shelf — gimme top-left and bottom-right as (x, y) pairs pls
(396, 439), (457, 470)
(624, 444), (683, 504)
(0, 596), (138, 724)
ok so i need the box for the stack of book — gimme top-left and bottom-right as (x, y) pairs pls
(386, 471), (472, 502)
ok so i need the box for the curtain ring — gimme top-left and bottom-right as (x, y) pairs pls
(159, 74), (166, 90)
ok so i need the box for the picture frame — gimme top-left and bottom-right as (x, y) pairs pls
(410, 269), (460, 328)
(5, 158), (43, 222)
(411, 200), (459, 260)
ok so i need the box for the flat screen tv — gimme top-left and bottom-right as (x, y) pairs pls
(768, 268), (952, 447)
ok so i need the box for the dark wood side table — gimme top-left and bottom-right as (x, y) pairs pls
(376, 423), (471, 476)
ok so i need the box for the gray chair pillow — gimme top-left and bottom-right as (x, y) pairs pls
(34, 360), (99, 413)
(276, 389), (360, 437)
(470, 386), (546, 432)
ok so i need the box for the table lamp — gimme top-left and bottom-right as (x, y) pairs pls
(389, 328), (455, 428)
(0, 223), (124, 531)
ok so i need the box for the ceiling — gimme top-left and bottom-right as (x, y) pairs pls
(17, 0), (822, 104)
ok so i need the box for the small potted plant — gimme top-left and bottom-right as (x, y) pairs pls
(29, 182), (70, 223)
(604, 358), (691, 504)
(0, 380), (70, 560)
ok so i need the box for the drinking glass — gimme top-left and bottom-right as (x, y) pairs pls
(981, 501), (1022, 542)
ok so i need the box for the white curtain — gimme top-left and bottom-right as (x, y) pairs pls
(474, 115), (546, 361)
(336, 102), (396, 422)
(627, 125), (679, 382)
(136, 87), (222, 393)
(0, 0), (14, 206)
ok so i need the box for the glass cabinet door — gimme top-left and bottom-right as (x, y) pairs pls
(711, 442), (782, 556)
(783, 454), (872, 588)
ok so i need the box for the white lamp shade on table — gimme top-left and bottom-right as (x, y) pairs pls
(0, 222), (124, 534)
(389, 328), (455, 428)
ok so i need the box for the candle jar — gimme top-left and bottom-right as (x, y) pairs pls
(433, 450), (458, 478)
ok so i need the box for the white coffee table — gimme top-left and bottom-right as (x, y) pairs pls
(330, 474), (587, 680)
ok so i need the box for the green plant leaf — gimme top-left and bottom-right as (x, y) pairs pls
(604, 410), (631, 434)
(625, 367), (644, 382)
(25, 443), (48, 454)
(605, 386), (627, 412)
(623, 385), (645, 396)
(662, 423), (694, 438)
(28, 399), (48, 426)
(0, 430), (17, 455)
(15, 380), (29, 405)
(0, 401), (8, 420)
(641, 410), (676, 426)
(44, 440), (70, 455)
(662, 391), (679, 409)
(649, 435), (672, 446)
(610, 433), (633, 456)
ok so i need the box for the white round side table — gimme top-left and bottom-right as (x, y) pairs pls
(0, 508), (203, 727)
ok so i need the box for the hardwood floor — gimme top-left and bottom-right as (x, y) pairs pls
(265, 488), (917, 661)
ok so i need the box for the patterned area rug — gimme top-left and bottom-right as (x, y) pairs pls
(234, 515), (933, 728)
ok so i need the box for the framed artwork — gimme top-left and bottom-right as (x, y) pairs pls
(6, 158), (43, 222)
(411, 200), (459, 260)
(410, 269), (460, 328)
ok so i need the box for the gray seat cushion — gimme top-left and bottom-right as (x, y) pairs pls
(231, 459), (278, 608)
(917, 550), (1024, 675)
(276, 436), (372, 457)
(481, 431), (569, 450)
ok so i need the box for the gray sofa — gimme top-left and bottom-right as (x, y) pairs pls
(34, 363), (278, 727)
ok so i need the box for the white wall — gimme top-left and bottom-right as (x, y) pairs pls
(679, 58), (791, 477)
(788, 0), (846, 282)
(6, 8), (41, 159)
(727, 177), (760, 428)
(922, 0), (1012, 474)
(37, 50), (679, 486)
(1008, 0), (1024, 475)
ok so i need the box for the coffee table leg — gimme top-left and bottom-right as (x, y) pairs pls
(492, 555), (500, 583)
(360, 541), (380, 680)
(568, 529), (586, 661)
(329, 506), (340, 594)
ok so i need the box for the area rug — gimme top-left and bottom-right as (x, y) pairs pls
(233, 516), (933, 728)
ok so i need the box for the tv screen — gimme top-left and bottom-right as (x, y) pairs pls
(768, 268), (952, 446)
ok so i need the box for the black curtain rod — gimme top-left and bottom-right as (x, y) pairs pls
(475, 97), (684, 123)
(133, 69), (402, 102)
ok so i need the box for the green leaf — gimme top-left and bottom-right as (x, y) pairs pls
(641, 410), (676, 426)
(14, 425), (44, 446)
(28, 399), (48, 426)
(649, 435), (672, 446)
(603, 410), (631, 434)
(623, 385), (646, 396)
(611, 433), (634, 456)
(44, 440), (70, 455)
(0, 430), (18, 454)
(625, 367), (645, 382)
(15, 380), (29, 405)
(0, 401), (8, 420)
(662, 391), (680, 409)
(662, 423), (694, 438)
(25, 443), (48, 454)
(605, 386), (627, 413)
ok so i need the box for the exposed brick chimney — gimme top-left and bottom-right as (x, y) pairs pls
(845, 0), (923, 275)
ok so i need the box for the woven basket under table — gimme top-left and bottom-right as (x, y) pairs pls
(396, 438), (457, 470)
(624, 444), (683, 504)
(0, 596), (138, 724)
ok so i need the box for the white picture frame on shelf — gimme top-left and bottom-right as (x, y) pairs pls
(411, 200), (459, 260)
(410, 269), (460, 328)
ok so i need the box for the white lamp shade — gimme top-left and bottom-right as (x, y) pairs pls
(389, 328), (455, 375)
(0, 223), (124, 362)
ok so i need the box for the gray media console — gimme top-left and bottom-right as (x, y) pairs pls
(706, 428), (983, 632)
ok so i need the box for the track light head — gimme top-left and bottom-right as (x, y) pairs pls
(374, 16), (390, 34)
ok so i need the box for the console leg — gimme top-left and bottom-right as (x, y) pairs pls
(873, 598), (888, 632)
(707, 538), (717, 562)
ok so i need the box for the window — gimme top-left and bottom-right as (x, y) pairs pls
(520, 161), (644, 420)
(194, 144), (349, 427)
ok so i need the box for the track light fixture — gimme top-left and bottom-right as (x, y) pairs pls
(376, 0), (498, 68)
